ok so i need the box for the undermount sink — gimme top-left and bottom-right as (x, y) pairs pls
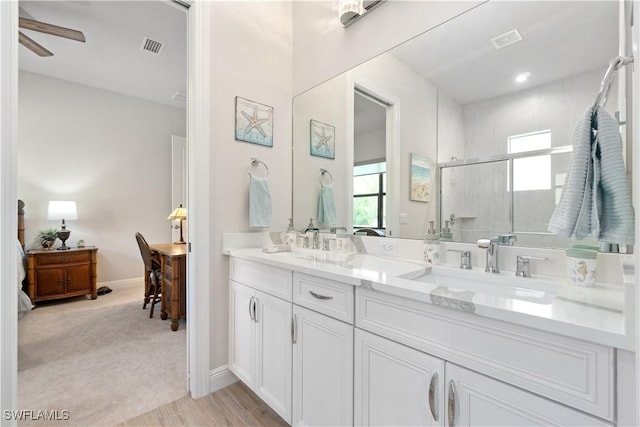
(399, 267), (557, 305)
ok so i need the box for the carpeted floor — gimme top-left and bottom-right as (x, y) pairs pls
(17, 281), (187, 426)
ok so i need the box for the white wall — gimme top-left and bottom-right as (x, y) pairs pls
(292, 1), (481, 95)
(18, 70), (185, 283)
(208, 1), (293, 370)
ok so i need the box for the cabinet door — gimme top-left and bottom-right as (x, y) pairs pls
(255, 291), (292, 424)
(36, 267), (64, 297)
(229, 281), (255, 386)
(293, 305), (353, 427)
(445, 364), (613, 427)
(355, 329), (444, 426)
(65, 264), (90, 293)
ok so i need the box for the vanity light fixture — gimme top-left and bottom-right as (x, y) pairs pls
(47, 200), (77, 250)
(168, 204), (187, 244)
(515, 72), (531, 83)
(339, 0), (384, 27)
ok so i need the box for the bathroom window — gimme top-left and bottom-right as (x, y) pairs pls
(353, 162), (386, 230)
(508, 130), (551, 191)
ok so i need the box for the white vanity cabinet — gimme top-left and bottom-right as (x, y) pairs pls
(446, 363), (612, 426)
(354, 329), (612, 426)
(354, 329), (444, 426)
(292, 273), (354, 426)
(356, 287), (616, 426)
(229, 259), (293, 423)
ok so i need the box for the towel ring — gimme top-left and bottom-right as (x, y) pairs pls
(248, 158), (269, 178)
(593, 55), (634, 111)
(320, 168), (333, 185)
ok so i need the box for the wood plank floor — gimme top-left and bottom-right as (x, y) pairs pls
(117, 382), (289, 427)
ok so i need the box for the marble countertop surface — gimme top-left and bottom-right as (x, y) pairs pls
(227, 247), (633, 351)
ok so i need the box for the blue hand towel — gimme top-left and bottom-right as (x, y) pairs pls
(548, 106), (634, 244)
(317, 183), (337, 225)
(593, 107), (634, 244)
(249, 175), (271, 228)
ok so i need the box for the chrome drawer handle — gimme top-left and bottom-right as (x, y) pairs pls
(448, 380), (456, 427)
(428, 372), (438, 421)
(308, 290), (333, 300)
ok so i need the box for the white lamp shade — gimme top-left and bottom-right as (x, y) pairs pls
(47, 201), (78, 221)
(167, 204), (187, 220)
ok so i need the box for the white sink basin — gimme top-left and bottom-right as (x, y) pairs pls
(400, 267), (557, 304)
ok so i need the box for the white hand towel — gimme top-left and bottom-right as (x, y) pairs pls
(249, 175), (271, 228)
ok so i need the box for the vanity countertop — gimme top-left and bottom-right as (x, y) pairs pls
(227, 247), (632, 351)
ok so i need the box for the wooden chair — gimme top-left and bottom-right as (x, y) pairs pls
(135, 232), (162, 318)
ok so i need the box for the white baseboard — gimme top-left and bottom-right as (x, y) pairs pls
(209, 365), (238, 393)
(98, 277), (143, 290)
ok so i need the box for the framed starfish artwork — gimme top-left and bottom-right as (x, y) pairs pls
(310, 119), (335, 159)
(235, 96), (273, 147)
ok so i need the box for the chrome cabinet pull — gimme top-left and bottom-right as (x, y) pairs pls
(448, 379), (456, 427)
(308, 290), (333, 300)
(291, 314), (298, 344)
(428, 372), (438, 421)
(252, 298), (258, 323)
(248, 296), (255, 321)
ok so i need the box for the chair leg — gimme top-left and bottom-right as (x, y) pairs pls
(149, 274), (161, 318)
(143, 271), (151, 309)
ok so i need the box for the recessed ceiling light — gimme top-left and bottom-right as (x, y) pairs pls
(515, 72), (530, 83)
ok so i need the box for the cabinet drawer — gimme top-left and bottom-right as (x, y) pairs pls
(37, 251), (90, 266)
(293, 273), (354, 323)
(356, 287), (614, 420)
(230, 258), (292, 301)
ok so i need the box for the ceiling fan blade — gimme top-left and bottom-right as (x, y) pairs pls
(19, 17), (86, 43)
(18, 31), (53, 57)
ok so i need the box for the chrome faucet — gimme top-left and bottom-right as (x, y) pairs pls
(304, 219), (320, 249)
(478, 237), (500, 273)
(515, 255), (548, 278)
(477, 234), (517, 273)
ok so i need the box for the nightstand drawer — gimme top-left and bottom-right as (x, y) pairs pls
(37, 251), (90, 265)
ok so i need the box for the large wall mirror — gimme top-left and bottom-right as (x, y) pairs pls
(292, 1), (630, 248)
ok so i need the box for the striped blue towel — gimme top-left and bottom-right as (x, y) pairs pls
(548, 106), (634, 244)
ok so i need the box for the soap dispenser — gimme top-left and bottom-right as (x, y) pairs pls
(440, 220), (453, 241)
(424, 221), (441, 265)
(285, 218), (296, 247)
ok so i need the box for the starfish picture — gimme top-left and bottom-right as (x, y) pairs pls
(314, 130), (332, 150)
(242, 108), (269, 137)
(310, 119), (335, 159)
(235, 97), (273, 147)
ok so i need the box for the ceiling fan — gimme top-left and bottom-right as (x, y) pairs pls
(19, 17), (86, 57)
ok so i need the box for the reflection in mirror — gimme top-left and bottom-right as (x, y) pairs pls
(292, 1), (626, 248)
(353, 90), (387, 235)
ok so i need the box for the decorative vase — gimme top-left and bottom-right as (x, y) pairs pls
(41, 239), (56, 249)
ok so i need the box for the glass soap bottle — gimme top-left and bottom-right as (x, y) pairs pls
(285, 218), (296, 247)
(424, 221), (441, 265)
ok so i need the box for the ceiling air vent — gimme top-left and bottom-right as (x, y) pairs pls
(140, 37), (165, 55)
(490, 29), (522, 50)
(172, 91), (187, 103)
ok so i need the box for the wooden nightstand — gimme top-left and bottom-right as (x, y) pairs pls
(26, 247), (98, 303)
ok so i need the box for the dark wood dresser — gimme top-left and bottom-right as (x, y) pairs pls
(26, 247), (98, 303)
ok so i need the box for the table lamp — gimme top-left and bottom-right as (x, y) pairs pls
(47, 201), (77, 250)
(168, 204), (187, 244)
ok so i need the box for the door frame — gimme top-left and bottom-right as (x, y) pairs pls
(0, 0), (212, 416)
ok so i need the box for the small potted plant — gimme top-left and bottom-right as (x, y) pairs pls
(38, 227), (58, 249)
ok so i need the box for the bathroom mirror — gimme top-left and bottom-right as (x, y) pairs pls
(292, 0), (626, 247)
